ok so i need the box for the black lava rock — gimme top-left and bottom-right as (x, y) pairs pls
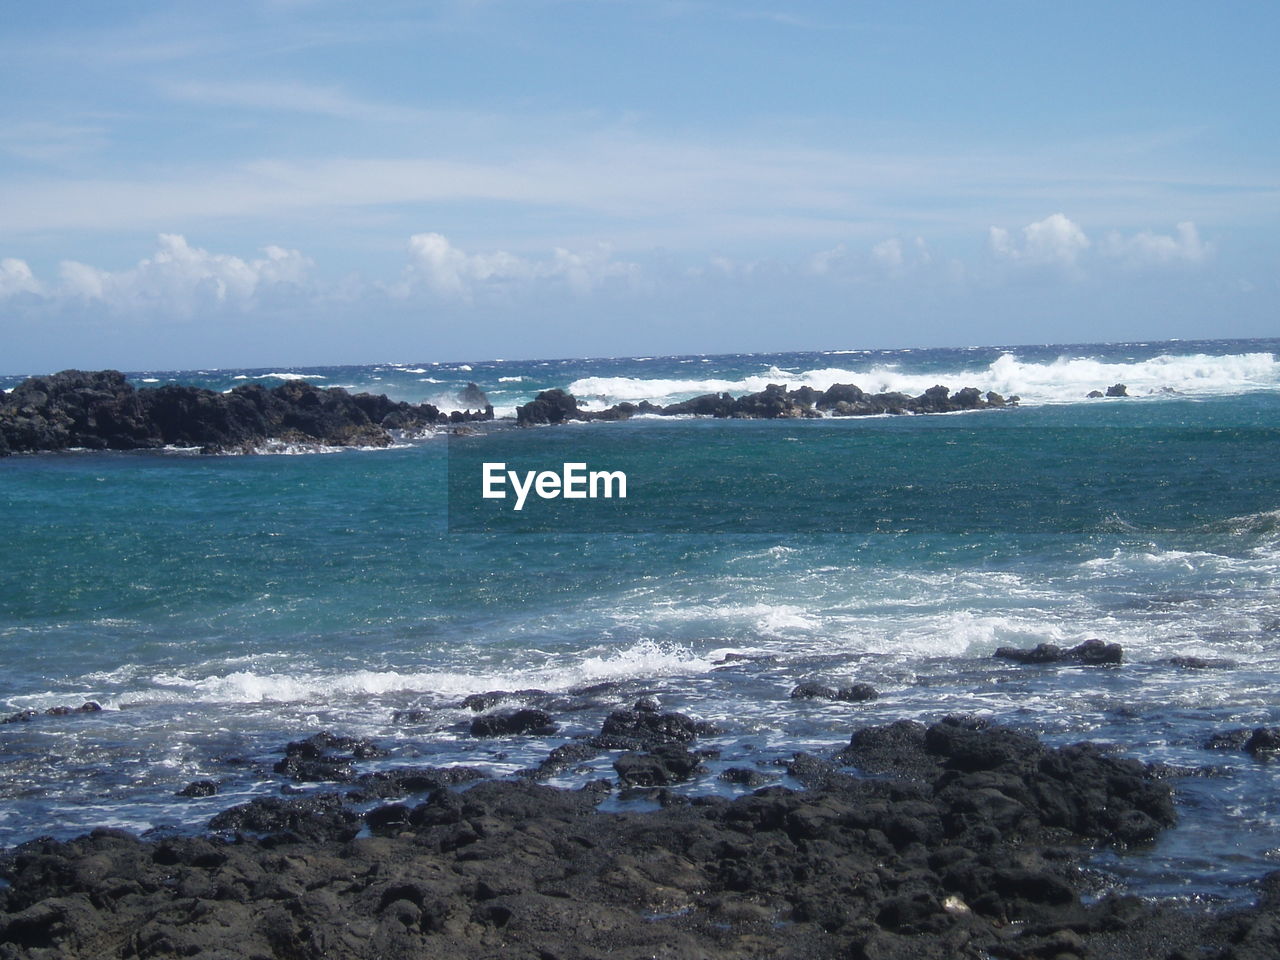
(994, 639), (1122, 666)
(176, 781), (219, 798)
(469, 709), (558, 737)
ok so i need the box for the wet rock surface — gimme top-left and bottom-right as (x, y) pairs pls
(994, 638), (1124, 666)
(2, 702), (101, 724)
(516, 381), (1014, 426)
(2, 718), (1274, 959)
(0, 369), (493, 456)
(791, 681), (880, 702)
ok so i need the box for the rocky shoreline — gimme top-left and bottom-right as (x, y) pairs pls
(0, 370), (493, 457)
(3, 705), (1278, 959)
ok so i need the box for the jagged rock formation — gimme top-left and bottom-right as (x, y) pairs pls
(517, 383), (1014, 426)
(5, 717), (1268, 960)
(0, 370), (493, 456)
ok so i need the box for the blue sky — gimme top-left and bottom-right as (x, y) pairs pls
(0, 0), (1276, 372)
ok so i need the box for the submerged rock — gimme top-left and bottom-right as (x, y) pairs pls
(2, 702), (101, 724)
(1165, 655), (1236, 670)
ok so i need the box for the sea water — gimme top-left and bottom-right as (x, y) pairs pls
(2, 337), (1280, 903)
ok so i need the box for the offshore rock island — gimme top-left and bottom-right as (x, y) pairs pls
(516, 383), (1015, 426)
(0, 370), (1016, 456)
(0, 370), (494, 456)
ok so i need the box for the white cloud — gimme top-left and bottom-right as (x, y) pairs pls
(989, 213), (1090, 265)
(0, 258), (42, 297)
(1100, 221), (1210, 266)
(57, 234), (313, 312)
(806, 244), (847, 276)
(400, 232), (638, 299)
(871, 238), (904, 270)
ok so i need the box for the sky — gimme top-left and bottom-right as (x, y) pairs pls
(0, 0), (1276, 373)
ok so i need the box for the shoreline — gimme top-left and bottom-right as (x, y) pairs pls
(2, 710), (1275, 959)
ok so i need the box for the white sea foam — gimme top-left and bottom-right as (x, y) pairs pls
(252, 372), (324, 381)
(499, 376), (527, 382)
(568, 352), (1279, 409)
(117, 640), (710, 707)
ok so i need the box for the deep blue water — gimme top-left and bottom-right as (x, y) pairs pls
(3, 337), (1280, 904)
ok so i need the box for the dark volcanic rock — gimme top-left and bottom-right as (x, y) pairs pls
(614, 744), (705, 786)
(2, 702), (101, 724)
(208, 793), (361, 844)
(994, 642), (1065, 664)
(1166, 655), (1236, 670)
(0, 369), (492, 456)
(596, 708), (701, 747)
(995, 638), (1123, 666)
(790, 681), (840, 700)
(176, 780), (219, 798)
(469, 709), (557, 737)
(1205, 728), (1253, 751)
(0, 723), (1236, 960)
(516, 389), (584, 426)
(1245, 728), (1280, 756)
(791, 682), (879, 702)
(273, 731), (389, 782)
(346, 766), (489, 802)
(519, 742), (605, 780)
(838, 683), (879, 702)
(1070, 638), (1124, 664)
(1106, 383), (1129, 397)
(511, 379), (1012, 428)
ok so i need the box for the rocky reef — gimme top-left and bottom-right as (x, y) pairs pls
(0, 370), (493, 456)
(3, 714), (1277, 959)
(517, 383), (1014, 426)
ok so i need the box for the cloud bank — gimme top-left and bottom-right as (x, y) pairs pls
(0, 217), (1220, 325)
(990, 214), (1213, 269)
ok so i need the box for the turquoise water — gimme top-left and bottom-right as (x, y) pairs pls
(3, 338), (1280, 902)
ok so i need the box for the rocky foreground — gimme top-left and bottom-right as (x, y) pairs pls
(0, 370), (493, 456)
(3, 711), (1278, 960)
(517, 382), (1015, 425)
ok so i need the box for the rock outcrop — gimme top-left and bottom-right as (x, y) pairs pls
(0, 370), (494, 456)
(2, 718), (1249, 960)
(517, 382), (1014, 426)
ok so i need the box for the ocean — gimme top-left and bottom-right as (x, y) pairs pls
(3, 337), (1280, 904)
